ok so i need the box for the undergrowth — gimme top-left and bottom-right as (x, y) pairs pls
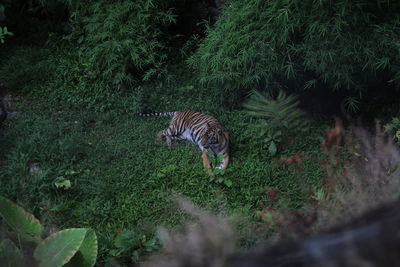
(0, 86), (328, 264)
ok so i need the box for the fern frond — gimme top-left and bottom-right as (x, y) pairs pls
(243, 90), (308, 133)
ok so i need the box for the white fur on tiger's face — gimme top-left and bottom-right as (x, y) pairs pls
(139, 110), (229, 174)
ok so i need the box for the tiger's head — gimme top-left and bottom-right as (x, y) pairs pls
(202, 123), (225, 152)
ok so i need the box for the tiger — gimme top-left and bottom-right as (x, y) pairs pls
(139, 110), (229, 174)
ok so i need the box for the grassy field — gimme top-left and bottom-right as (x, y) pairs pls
(0, 85), (329, 263)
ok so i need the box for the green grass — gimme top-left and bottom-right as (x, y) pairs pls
(0, 88), (328, 264)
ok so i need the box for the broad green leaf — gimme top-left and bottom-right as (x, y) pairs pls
(0, 196), (43, 242)
(216, 154), (224, 162)
(54, 177), (72, 189)
(396, 130), (400, 141)
(34, 228), (88, 267)
(224, 179), (233, 187)
(206, 151), (214, 158)
(268, 141), (277, 156)
(131, 250), (140, 263)
(143, 236), (159, 252)
(65, 229), (98, 267)
(114, 230), (140, 250)
(0, 238), (24, 267)
(264, 135), (272, 142)
(212, 168), (225, 176)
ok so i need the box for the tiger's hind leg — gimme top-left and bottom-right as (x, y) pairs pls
(158, 130), (171, 146)
(158, 129), (184, 147)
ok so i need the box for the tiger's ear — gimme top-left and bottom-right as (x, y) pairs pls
(217, 128), (222, 134)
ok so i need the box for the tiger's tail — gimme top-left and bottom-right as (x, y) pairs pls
(138, 112), (176, 117)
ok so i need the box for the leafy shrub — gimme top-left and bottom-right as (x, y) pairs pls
(59, 0), (177, 86)
(0, 4), (12, 44)
(0, 44), (146, 111)
(206, 152), (232, 187)
(37, 49), (146, 112)
(0, 195), (98, 266)
(243, 90), (308, 155)
(0, 26), (12, 43)
(188, 0), (400, 106)
(109, 230), (159, 263)
(384, 117), (400, 144)
(0, 0), (180, 110)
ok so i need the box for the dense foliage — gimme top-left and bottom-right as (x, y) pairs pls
(64, 0), (176, 85)
(189, 0), (400, 107)
(2, 0), (400, 110)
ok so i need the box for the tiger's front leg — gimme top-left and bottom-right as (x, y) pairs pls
(201, 150), (213, 175)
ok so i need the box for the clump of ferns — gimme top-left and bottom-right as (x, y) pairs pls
(243, 90), (309, 156)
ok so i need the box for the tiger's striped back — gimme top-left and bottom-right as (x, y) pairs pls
(164, 111), (227, 151)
